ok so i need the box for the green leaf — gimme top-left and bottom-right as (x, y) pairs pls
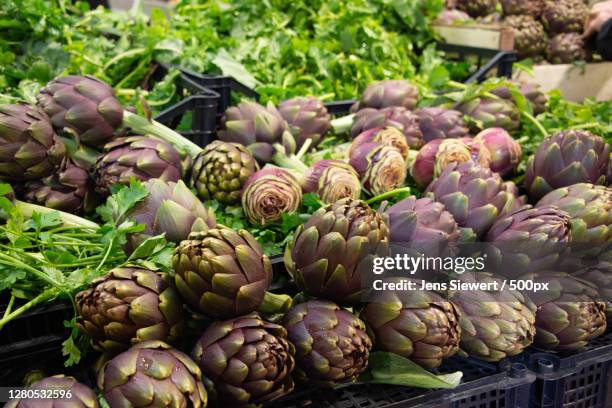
(213, 48), (258, 89)
(97, 179), (149, 224)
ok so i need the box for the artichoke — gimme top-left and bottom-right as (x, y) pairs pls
(302, 159), (361, 204)
(218, 100), (295, 164)
(93, 135), (183, 196)
(349, 127), (410, 159)
(425, 162), (523, 238)
(285, 198), (390, 305)
(525, 272), (607, 350)
(278, 96), (332, 149)
(386, 196), (461, 257)
(0, 103), (66, 182)
(542, 0), (589, 34)
(349, 142), (407, 196)
(411, 138), (491, 187)
(536, 183), (611, 257)
(351, 107), (424, 149)
(361, 279), (461, 368)
(491, 82), (548, 115)
(192, 313), (295, 406)
(5, 375), (98, 408)
(485, 205), (572, 277)
(98, 340), (208, 408)
(241, 168), (302, 225)
(548, 33), (590, 64)
(283, 300), (372, 387)
(352, 80), (419, 111)
(456, 0), (498, 17)
(474, 128), (522, 177)
(21, 157), (97, 214)
(448, 273), (537, 361)
(435, 9), (472, 24)
(500, 0), (544, 16)
(504, 16), (547, 60)
(75, 267), (185, 353)
(172, 226), (272, 319)
(575, 261), (612, 321)
(115, 179), (216, 252)
(414, 107), (470, 142)
(457, 96), (520, 133)
(524, 130), (610, 201)
(190, 140), (259, 204)
(37, 75), (123, 148)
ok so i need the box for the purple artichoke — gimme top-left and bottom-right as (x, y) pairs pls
(278, 96), (332, 149)
(349, 142), (407, 196)
(352, 80), (419, 111)
(5, 375), (98, 408)
(351, 107), (424, 149)
(414, 107), (470, 142)
(474, 128), (522, 177)
(491, 82), (548, 115)
(501, 0), (545, 16)
(302, 159), (361, 204)
(548, 33), (590, 64)
(349, 127), (410, 159)
(542, 0), (589, 34)
(575, 261), (612, 321)
(435, 9), (472, 24)
(456, 0), (498, 17)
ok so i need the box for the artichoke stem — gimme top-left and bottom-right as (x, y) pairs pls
(331, 114), (355, 135)
(521, 111), (548, 138)
(0, 289), (58, 331)
(258, 291), (293, 314)
(366, 187), (412, 205)
(122, 111), (203, 158)
(295, 138), (313, 159)
(14, 201), (100, 229)
(272, 150), (309, 173)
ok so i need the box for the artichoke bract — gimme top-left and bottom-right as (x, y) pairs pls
(190, 140), (259, 204)
(285, 198), (390, 305)
(548, 33), (590, 64)
(93, 135), (183, 196)
(457, 96), (520, 133)
(302, 159), (361, 204)
(192, 313), (295, 406)
(116, 179), (216, 253)
(456, 0), (498, 17)
(414, 107), (470, 142)
(173, 226), (272, 319)
(474, 128), (522, 177)
(575, 261), (612, 321)
(351, 107), (424, 149)
(485, 205), (572, 277)
(283, 300), (372, 387)
(76, 267), (186, 353)
(525, 272), (607, 350)
(362, 279), (461, 369)
(449, 273), (537, 362)
(504, 16), (547, 60)
(349, 142), (407, 196)
(241, 168), (302, 225)
(0, 103), (66, 181)
(350, 127), (410, 159)
(492, 83), (548, 115)
(5, 375), (99, 408)
(425, 162), (522, 238)
(278, 96), (332, 149)
(537, 183), (611, 257)
(542, 0), (588, 34)
(22, 157), (97, 214)
(386, 196), (461, 258)
(500, 0), (544, 16)
(524, 130), (610, 201)
(218, 100), (295, 164)
(98, 340), (208, 408)
(37, 75), (123, 148)
(352, 80), (419, 111)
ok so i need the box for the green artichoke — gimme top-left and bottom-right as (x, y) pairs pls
(349, 142), (407, 196)
(457, 96), (520, 133)
(500, 0), (544, 16)
(351, 107), (424, 149)
(350, 127), (410, 159)
(285, 198), (390, 305)
(474, 128), (522, 177)
(283, 300), (372, 387)
(192, 313), (295, 406)
(415, 107), (470, 142)
(524, 130), (610, 201)
(37, 75), (123, 148)
(218, 101), (295, 164)
(241, 168), (302, 225)
(361, 279), (461, 368)
(456, 0), (498, 17)
(386, 196), (461, 257)
(76, 267), (186, 353)
(93, 135), (183, 196)
(542, 0), (588, 34)
(115, 179), (216, 253)
(98, 340), (208, 408)
(21, 157), (97, 214)
(5, 375), (99, 408)
(278, 96), (332, 149)
(548, 33), (590, 64)
(537, 183), (611, 257)
(172, 226), (272, 319)
(302, 159), (361, 204)
(525, 272), (607, 350)
(190, 140), (259, 204)
(425, 162), (523, 238)
(449, 273), (537, 362)
(352, 80), (419, 111)
(0, 103), (66, 181)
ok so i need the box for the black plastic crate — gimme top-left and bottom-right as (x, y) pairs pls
(514, 332), (612, 408)
(268, 357), (534, 408)
(436, 43), (517, 84)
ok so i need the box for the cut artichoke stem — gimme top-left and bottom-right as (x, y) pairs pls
(331, 113), (356, 135)
(122, 111), (203, 158)
(272, 149), (310, 173)
(257, 291), (293, 314)
(14, 200), (99, 229)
